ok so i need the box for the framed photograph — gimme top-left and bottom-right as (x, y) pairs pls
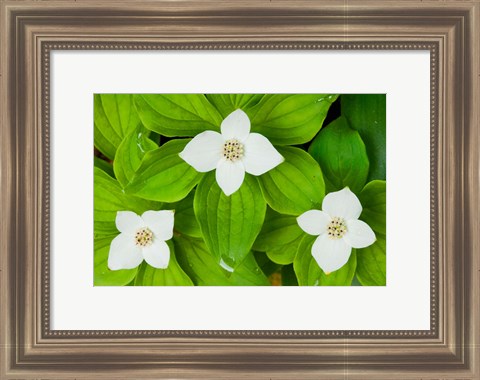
(1, 1), (478, 378)
(93, 92), (385, 288)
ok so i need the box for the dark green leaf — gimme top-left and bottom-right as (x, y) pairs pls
(356, 234), (386, 286)
(254, 252), (283, 278)
(134, 94), (223, 137)
(308, 116), (369, 193)
(194, 173), (266, 268)
(174, 236), (270, 286)
(113, 126), (157, 188)
(358, 180), (386, 235)
(351, 276), (362, 286)
(94, 156), (115, 178)
(125, 139), (203, 203)
(253, 208), (303, 264)
(94, 235), (138, 286)
(258, 146), (325, 215)
(205, 94), (264, 118)
(281, 264), (299, 286)
(94, 167), (161, 237)
(342, 94), (386, 181)
(134, 242), (193, 286)
(293, 235), (357, 286)
(169, 191), (202, 238)
(248, 94), (338, 145)
(94, 94), (141, 160)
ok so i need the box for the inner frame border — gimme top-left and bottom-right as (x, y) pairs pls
(41, 41), (438, 339)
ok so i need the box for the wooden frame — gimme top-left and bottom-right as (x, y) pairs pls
(1, 1), (478, 378)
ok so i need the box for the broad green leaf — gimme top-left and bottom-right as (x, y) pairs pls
(134, 94), (223, 137)
(174, 236), (270, 286)
(125, 139), (203, 203)
(134, 242), (193, 286)
(194, 173), (266, 268)
(169, 191), (201, 238)
(266, 242), (303, 266)
(94, 235), (138, 286)
(113, 126), (157, 188)
(308, 116), (369, 193)
(293, 235), (357, 286)
(258, 146), (325, 215)
(253, 208), (303, 265)
(358, 180), (386, 235)
(205, 94), (264, 118)
(342, 94), (386, 181)
(94, 156), (114, 178)
(94, 167), (161, 236)
(94, 94), (141, 160)
(248, 94), (338, 145)
(356, 234), (386, 286)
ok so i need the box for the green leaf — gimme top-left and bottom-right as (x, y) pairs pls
(113, 126), (157, 188)
(94, 156), (115, 179)
(253, 208), (303, 265)
(308, 116), (369, 193)
(254, 252), (283, 278)
(358, 180), (386, 235)
(94, 94), (141, 160)
(174, 236), (270, 286)
(205, 94), (264, 118)
(134, 94), (223, 137)
(94, 167), (161, 236)
(134, 242), (193, 286)
(356, 234), (386, 286)
(194, 172), (266, 268)
(351, 276), (362, 286)
(293, 235), (357, 286)
(125, 139), (203, 203)
(169, 191), (201, 238)
(94, 235), (138, 286)
(266, 241), (303, 266)
(248, 94), (338, 145)
(281, 264), (299, 286)
(258, 146), (325, 215)
(342, 94), (386, 181)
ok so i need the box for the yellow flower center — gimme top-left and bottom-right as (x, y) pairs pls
(134, 227), (153, 247)
(222, 139), (244, 162)
(327, 217), (347, 240)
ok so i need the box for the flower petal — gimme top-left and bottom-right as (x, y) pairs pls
(311, 233), (352, 273)
(108, 233), (143, 270)
(344, 219), (376, 248)
(142, 240), (170, 269)
(215, 158), (245, 196)
(221, 109), (251, 141)
(242, 133), (285, 176)
(115, 211), (145, 234)
(322, 187), (362, 220)
(179, 131), (223, 172)
(141, 210), (174, 241)
(297, 210), (330, 236)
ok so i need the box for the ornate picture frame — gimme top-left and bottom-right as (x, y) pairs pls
(1, 1), (478, 378)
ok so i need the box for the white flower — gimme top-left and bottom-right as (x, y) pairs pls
(179, 109), (284, 196)
(297, 187), (376, 273)
(108, 210), (174, 270)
